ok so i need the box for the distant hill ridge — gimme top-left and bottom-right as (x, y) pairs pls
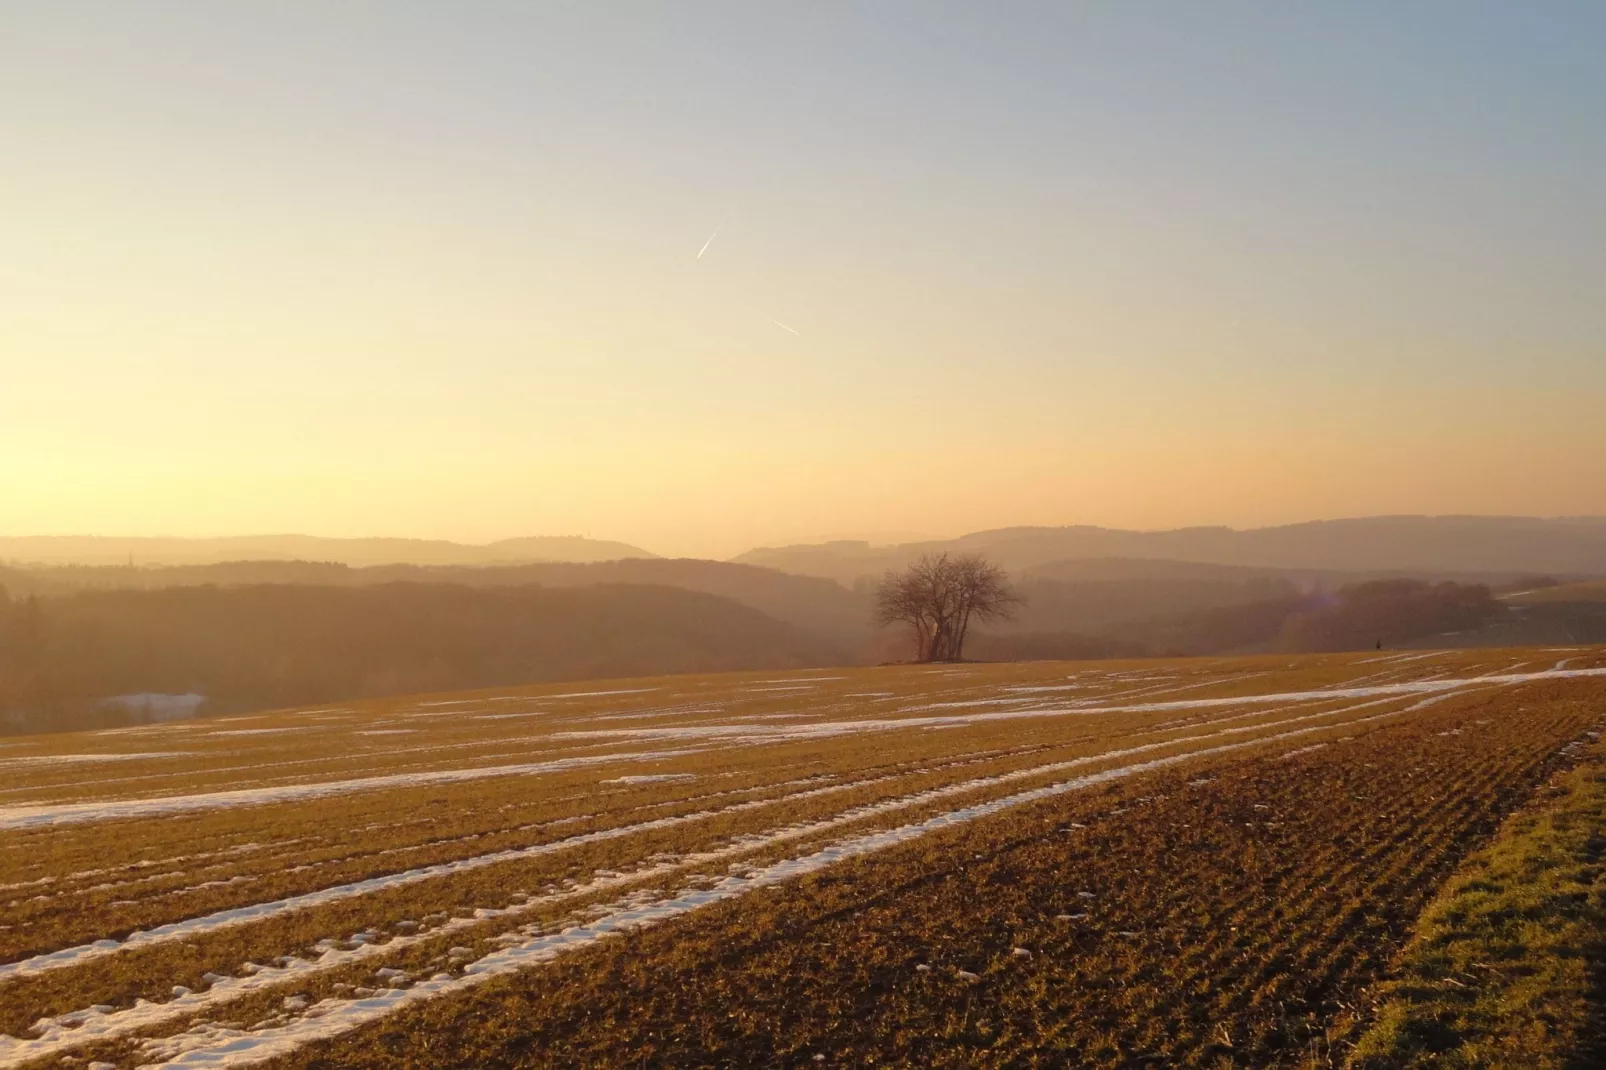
(13, 516), (1606, 576)
(735, 516), (1606, 582)
(0, 534), (657, 568)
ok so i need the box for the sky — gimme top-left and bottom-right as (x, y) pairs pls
(4, 2), (1604, 558)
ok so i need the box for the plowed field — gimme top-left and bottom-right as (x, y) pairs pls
(3, 648), (1603, 1067)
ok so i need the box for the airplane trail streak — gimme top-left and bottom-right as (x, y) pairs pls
(696, 215), (727, 260)
(764, 315), (800, 336)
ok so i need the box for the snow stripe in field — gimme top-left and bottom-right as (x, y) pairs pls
(2, 663), (1569, 811)
(601, 774), (697, 785)
(551, 667), (1606, 745)
(122, 695), (1452, 1068)
(0, 765), (929, 981)
(545, 688), (660, 699)
(0, 689), (1425, 987)
(0, 753), (190, 769)
(0, 750), (697, 831)
(1354, 651), (1444, 665)
(0, 692), (1438, 1068)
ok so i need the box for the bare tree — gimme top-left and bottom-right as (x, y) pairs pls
(874, 553), (1021, 662)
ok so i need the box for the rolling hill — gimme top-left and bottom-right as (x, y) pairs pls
(0, 558), (871, 647)
(736, 516), (1606, 584)
(0, 534), (657, 568)
(0, 583), (839, 733)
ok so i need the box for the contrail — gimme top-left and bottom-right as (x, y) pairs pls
(696, 213), (728, 260)
(763, 315), (800, 336)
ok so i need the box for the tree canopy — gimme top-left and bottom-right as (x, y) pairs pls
(874, 553), (1021, 662)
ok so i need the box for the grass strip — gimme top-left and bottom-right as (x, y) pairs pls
(1348, 735), (1606, 1068)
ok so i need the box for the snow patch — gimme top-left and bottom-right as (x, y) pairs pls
(0, 750), (698, 830)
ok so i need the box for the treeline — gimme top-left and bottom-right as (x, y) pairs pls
(1279, 579), (1502, 652)
(0, 582), (837, 734)
(8, 558), (870, 642)
(2, 560), (1519, 661)
(973, 580), (1505, 660)
(1006, 575), (1300, 633)
(0, 566), (1526, 735)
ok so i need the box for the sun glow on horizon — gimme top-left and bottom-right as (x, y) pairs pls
(4, 3), (1604, 557)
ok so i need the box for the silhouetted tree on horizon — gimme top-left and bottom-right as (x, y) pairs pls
(875, 553), (1021, 662)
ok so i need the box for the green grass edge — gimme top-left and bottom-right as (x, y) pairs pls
(1347, 734), (1606, 1068)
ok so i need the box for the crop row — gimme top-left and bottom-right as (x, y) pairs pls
(0, 686), (1394, 962)
(0, 691), (1432, 1057)
(1, 652), (1597, 1067)
(261, 685), (1605, 1068)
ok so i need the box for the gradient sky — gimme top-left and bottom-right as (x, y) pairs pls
(4, 2), (1604, 558)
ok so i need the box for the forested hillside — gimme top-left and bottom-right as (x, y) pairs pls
(0, 583), (837, 734)
(0, 560), (1571, 736)
(970, 579), (1506, 661)
(12, 558), (870, 642)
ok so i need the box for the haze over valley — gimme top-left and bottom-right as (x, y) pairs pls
(7, 515), (1606, 734)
